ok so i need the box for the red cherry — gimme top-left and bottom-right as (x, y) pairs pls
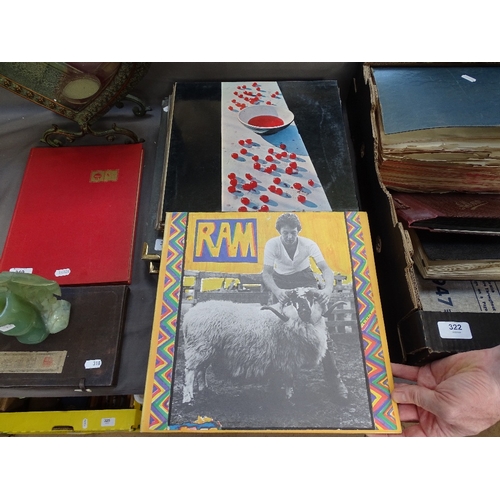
(241, 197), (250, 205)
(276, 187), (283, 195)
(245, 173), (253, 180)
(254, 163), (261, 170)
(240, 148), (248, 155)
(252, 155), (259, 161)
(275, 153), (282, 160)
(260, 194), (269, 202)
(245, 139), (253, 144)
(231, 153), (238, 159)
(228, 106), (234, 111)
(266, 101), (272, 105)
(273, 177), (281, 184)
(268, 148), (274, 154)
(285, 167), (293, 174)
(290, 153), (297, 159)
(228, 173), (236, 179)
(269, 185), (277, 193)
(308, 179), (314, 186)
(250, 180), (258, 189)
(238, 206), (248, 212)
(279, 143), (286, 150)
(270, 164), (277, 171)
(252, 82), (258, 87)
(281, 151), (288, 158)
(242, 184), (252, 191)
(230, 178), (238, 186)
(293, 183), (303, 190)
(238, 139), (245, 146)
(298, 195), (306, 203)
(228, 186), (236, 193)
(289, 161), (297, 168)
(265, 167), (273, 173)
(259, 205), (269, 212)
(265, 155), (274, 162)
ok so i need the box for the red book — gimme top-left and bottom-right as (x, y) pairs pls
(0, 144), (144, 285)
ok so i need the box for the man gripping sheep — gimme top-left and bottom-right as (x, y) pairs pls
(262, 213), (348, 401)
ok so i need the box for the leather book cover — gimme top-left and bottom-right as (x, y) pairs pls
(392, 192), (500, 234)
(0, 284), (128, 389)
(0, 144), (144, 285)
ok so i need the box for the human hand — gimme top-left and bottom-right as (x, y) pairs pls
(391, 345), (500, 436)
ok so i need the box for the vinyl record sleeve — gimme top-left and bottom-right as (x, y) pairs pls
(0, 285), (128, 389)
(0, 144), (144, 285)
(159, 81), (359, 224)
(141, 211), (400, 434)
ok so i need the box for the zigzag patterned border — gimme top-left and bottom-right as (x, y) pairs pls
(346, 211), (398, 431)
(146, 212), (398, 432)
(148, 212), (187, 431)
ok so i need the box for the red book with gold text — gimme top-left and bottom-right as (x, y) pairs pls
(0, 144), (144, 285)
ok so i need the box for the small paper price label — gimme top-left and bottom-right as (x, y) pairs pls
(155, 238), (163, 251)
(9, 268), (33, 274)
(84, 359), (102, 369)
(55, 268), (71, 277)
(0, 324), (15, 333)
(101, 417), (116, 428)
(437, 321), (472, 340)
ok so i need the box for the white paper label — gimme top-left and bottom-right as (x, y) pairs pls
(461, 74), (476, 82)
(438, 321), (473, 339)
(82, 418), (88, 430)
(101, 417), (116, 427)
(84, 359), (102, 369)
(55, 268), (71, 277)
(0, 324), (16, 333)
(9, 268), (33, 274)
(155, 238), (163, 251)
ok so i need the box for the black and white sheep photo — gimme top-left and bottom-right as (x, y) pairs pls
(170, 287), (373, 430)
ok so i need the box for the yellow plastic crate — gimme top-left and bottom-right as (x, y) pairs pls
(0, 403), (141, 435)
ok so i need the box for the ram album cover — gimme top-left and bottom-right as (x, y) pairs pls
(141, 211), (400, 433)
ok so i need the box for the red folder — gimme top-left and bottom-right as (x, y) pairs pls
(0, 144), (144, 285)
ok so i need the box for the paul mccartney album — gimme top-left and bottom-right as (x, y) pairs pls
(141, 211), (400, 434)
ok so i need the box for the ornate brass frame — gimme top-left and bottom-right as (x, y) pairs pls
(0, 62), (151, 146)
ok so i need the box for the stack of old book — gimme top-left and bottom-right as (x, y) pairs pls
(366, 65), (500, 281)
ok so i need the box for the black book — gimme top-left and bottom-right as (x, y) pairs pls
(0, 285), (128, 390)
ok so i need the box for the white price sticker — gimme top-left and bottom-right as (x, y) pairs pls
(154, 238), (163, 251)
(461, 74), (476, 83)
(9, 268), (33, 274)
(55, 268), (71, 277)
(101, 417), (116, 428)
(438, 321), (472, 339)
(0, 324), (16, 333)
(84, 359), (102, 369)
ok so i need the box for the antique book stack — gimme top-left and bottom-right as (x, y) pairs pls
(0, 144), (144, 390)
(367, 65), (500, 282)
(364, 64), (500, 364)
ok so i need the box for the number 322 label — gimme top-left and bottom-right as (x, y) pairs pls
(437, 321), (472, 340)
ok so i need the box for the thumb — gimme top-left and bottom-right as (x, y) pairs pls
(392, 384), (442, 414)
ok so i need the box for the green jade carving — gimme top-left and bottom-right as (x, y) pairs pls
(0, 272), (70, 344)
